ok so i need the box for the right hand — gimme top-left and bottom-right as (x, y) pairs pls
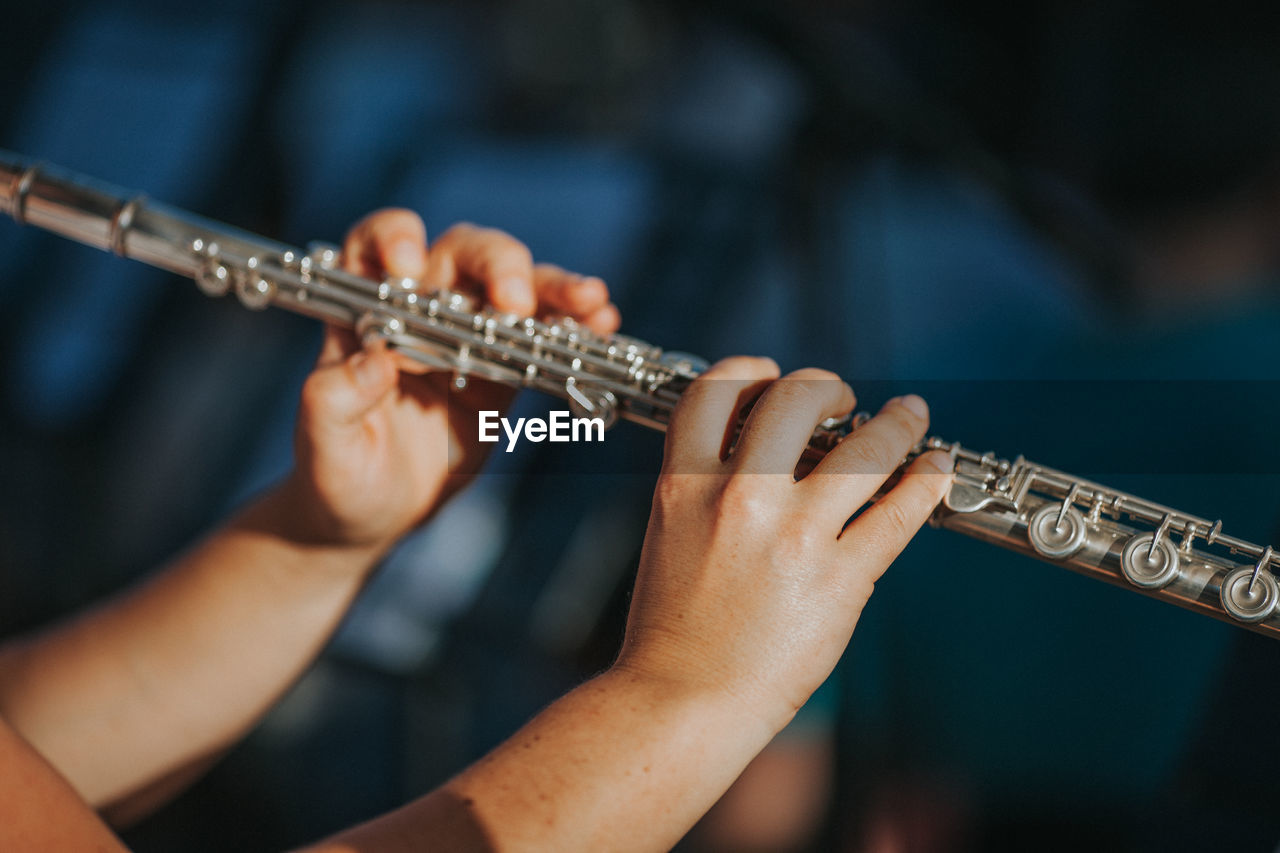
(282, 211), (620, 557)
(615, 357), (954, 733)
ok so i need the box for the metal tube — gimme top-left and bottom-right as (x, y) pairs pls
(4, 149), (1279, 638)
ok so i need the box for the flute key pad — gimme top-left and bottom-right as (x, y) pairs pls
(1120, 533), (1181, 590)
(1027, 504), (1089, 560)
(1221, 567), (1279, 623)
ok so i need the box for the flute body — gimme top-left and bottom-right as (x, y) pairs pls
(4, 151), (1280, 638)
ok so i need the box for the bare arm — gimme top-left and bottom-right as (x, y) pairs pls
(0, 482), (381, 810)
(0, 210), (619, 815)
(0, 355), (948, 852)
(0, 715), (128, 852)
(0, 218), (949, 851)
(305, 359), (954, 852)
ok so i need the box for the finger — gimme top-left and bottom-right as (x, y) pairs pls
(316, 324), (361, 369)
(579, 303), (621, 335)
(801, 395), (931, 522)
(342, 208), (428, 280)
(662, 356), (781, 474)
(533, 264), (611, 318)
(320, 323), (420, 380)
(424, 223), (537, 316)
(298, 341), (399, 437)
(731, 369), (855, 475)
(838, 450), (954, 579)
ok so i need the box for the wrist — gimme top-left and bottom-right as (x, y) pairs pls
(601, 658), (785, 749)
(236, 476), (388, 578)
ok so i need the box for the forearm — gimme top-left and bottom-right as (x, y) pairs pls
(0, 476), (381, 809)
(308, 667), (780, 853)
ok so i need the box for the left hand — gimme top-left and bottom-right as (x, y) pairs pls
(615, 358), (953, 732)
(283, 209), (621, 555)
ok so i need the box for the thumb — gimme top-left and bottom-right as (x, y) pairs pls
(299, 344), (399, 432)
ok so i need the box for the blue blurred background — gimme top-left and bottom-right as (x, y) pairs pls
(3, 1), (1280, 850)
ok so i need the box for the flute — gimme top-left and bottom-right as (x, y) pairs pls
(4, 150), (1279, 638)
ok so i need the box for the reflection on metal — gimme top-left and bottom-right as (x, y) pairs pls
(6, 150), (1280, 639)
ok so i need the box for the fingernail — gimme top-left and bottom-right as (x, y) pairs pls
(389, 239), (423, 276)
(899, 394), (928, 419)
(921, 450), (955, 475)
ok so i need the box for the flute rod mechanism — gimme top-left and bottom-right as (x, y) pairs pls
(4, 149), (1280, 639)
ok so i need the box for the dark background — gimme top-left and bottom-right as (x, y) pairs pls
(3, 1), (1280, 850)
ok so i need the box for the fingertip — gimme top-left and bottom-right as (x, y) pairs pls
(754, 356), (782, 378)
(907, 449), (957, 513)
(438, 224), (536, 312)
(898, 394), (929, 421)
(840, 381), (856, 410)
(386, 238), (427, 279)
(583, 303), (621, 334)
(784, 366), (842, 384)
(705, 356), (781, 381)
(580, 274), (609, 296)
(533, 265), (610, 317)
(491, 276), (538, 316)
(566, 275), (610, 314)
(343, 209), (428, 278)
(915, 448), (955, 477)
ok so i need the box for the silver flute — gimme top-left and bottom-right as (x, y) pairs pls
(4, 150), (1280, 638)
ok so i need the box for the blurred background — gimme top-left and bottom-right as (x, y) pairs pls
(3, 1), (1280, 850)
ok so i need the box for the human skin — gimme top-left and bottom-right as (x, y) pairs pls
(0, 210), (618, 818)
(309, 362), (953, 852)
(0, 212), (952, 851)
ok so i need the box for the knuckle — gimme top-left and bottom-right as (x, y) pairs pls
(687, 369), (726, 393)
(653, 474), (687, 509)
(785, 367), (840, 384)
(873, 497), (916, 543)
(478, 238), (533, 275)
(669, 384), (704, 419)
(703, 356), (779, 383)
(761, 379), (818, 413)
(716, 475), (770, 519)
(684, 372), (744, 409)
(843, 434), (898, 476)
(435, 222), (477, 246)
(764, 372), (846, 415)
(883, 408), (921, 449)
(504, 239), (535, 267)
(785, 519), (825, 557)
(654, 473), (722, 518)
